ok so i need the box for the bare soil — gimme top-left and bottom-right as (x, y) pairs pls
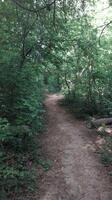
(35, 94), (112, 200)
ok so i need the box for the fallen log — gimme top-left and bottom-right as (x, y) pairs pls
(86, 117), (112, 128)
(92, 118), (112, 127)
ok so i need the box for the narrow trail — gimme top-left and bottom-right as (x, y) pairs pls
(36, 94), (112, 200)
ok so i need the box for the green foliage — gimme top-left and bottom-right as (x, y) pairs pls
(0, 0), (112, 198)
(100, 136), (112, 170)
(58, 18), (112, 117)
(0, 0), (45, 198)
(37, 159), (52, 171)
(101, 149), (112, 166)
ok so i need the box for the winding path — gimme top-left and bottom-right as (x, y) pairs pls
(36, 94), (112, 200)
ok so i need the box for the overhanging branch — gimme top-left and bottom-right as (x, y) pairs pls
(99, 20), (112, 45)
(12, 0), (55, 13)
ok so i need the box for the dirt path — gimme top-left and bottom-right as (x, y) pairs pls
(36, 94), (112, 200)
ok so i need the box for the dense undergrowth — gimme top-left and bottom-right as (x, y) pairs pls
(0, 66), (45, 199)
(0, 0), (112, 199)
(96, 127), (112, 175)
(61, 89), (112, 119)
(0, 1), (46, 198)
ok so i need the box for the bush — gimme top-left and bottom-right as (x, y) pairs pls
(0, 65), (45, 198)
(100, 136), (112, 166)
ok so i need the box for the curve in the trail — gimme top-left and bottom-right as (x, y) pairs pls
(36, 94), (112, 200)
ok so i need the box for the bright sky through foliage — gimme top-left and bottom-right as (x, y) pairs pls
(93, 0), (112, 27)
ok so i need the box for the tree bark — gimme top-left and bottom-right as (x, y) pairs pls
(88, 118), (112, 128)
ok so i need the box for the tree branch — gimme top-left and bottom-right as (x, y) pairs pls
(99, 20), (112, 45)
(12, 0), (55, 14)
(53, 0), (56, 27)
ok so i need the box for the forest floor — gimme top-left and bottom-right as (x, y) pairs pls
(34, 94), (112, 200)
